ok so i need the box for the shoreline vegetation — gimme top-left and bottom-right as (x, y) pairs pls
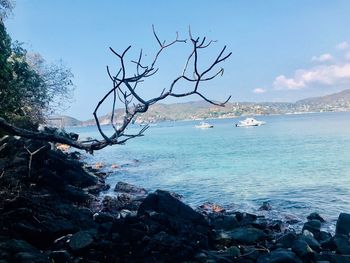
(1, 136), (350, 262)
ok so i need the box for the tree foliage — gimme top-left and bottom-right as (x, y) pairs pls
(0, 0), (14, 21)
(0, 21), (74, 125)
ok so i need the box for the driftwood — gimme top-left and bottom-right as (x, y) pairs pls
(0, 27), (231, 153)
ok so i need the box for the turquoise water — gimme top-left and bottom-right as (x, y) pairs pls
(71, 112), (350, 229)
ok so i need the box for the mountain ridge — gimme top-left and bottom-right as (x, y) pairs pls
(52, 89), (350, 127)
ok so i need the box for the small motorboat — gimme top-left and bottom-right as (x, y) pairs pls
(195, 121), (214, 129)
(235, 118), (266, 127)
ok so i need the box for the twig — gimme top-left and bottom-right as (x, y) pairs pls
(24, 145), (46, 178)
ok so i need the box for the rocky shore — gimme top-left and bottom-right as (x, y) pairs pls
(1, 136), (350, 262)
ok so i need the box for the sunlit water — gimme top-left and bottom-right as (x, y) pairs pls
(69, 112), (350, 231)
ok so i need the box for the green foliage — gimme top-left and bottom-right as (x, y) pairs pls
(0, 21), (74, 125)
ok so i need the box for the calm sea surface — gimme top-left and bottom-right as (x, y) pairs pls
(70, 112), (350, 230)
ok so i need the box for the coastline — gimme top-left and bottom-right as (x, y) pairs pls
(1, 136), (350, 262)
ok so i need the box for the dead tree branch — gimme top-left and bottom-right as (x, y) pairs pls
(0, 27), (231, 153)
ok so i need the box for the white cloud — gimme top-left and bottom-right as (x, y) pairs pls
(253, 88), (266, 94)
(345, 52), (350, 61)
(273, 75), (305, 90)
(336, 41), (349, 50)
(311, 53), (333, 63)
(273, 63), (350, 90)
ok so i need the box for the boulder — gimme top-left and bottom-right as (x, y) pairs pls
(276, 232), (297, 248)
(114, 181), (148, 196)
(138, 190), (207, 225)
(300, 234), (321, 251)
(259, 201), (272, 211)
(307, 212), (325, 222)
(333, 234), (350, 254)
(292, 239), (314, 260)
(315, 252), (350, 263)
(302, 220), (321, 237)
(336, 213), (350, 236)
(226, 227), (267, 245)
(68, 231), (94, 252)
(257, 248), (302, 263)
(209, 214), (239, 230)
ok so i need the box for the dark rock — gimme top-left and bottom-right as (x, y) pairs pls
(209, 214), (239, 230)
(114, 181), (148, 196)
(302, 220), (321, 236)
(226, 227), (267, 245)
(234, 212), (258, 226)
(318, 230), (332, 242)
(276, 232), (297, 248)
(0, 239), (49, 263)
(14, 252), (50, 263)
(291, 239), (314, 260)
(195, 250), (234, 263)
(225, 246), (241, 258)
(61, 185), (91, 203)
(300, 234), (321, 251)
(68, 231), (94, 252)
(93, 212), (118, 223)
(257, 248), (302, 263)
(336, 213), (350, 236)
(333, 234), (350, 254)
(138, 190), (207, 226)
(49, 250), (72, 263)
(41, 217), (78, 239)
(307, 212), (325, 222)
(259, 201), (272, 211)
(315, 252), (350, 263)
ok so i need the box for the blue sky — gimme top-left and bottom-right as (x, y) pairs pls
(5, 0), (350, 120)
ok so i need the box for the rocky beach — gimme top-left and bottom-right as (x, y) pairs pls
(0, 135), (349, 263)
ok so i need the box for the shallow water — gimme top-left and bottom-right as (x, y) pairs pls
(70, 112), (350, 230)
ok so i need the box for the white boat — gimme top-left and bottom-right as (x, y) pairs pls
(235, 118), (266, 127)
(195, 121), (214, 129)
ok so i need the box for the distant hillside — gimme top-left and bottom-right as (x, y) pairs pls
(56, 89), (350, 127)
(297, 89), (350, 105)
(296, 89), (350, 112)
(46, 116), (82, 127)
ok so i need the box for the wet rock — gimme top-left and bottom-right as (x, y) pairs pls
(302, 219), (321, 237)
(257, 248), (302, 263)
(291, 239), (314, 260)
(259, 201), (272, 211)
(226, 227), (267, 245)
(234, 212), (257, 226)
(68, 231), (94, 252)
(333, 234), (350, 254)
(138, 190), (207, 226)
(209, 214), (239, 230)
(276, 232), (297, 248)
(114, 181), (148, 196)
(300, 234), (321, 251)
(317, 230), (332, 243)
(336, 213), (350, 236)
(307, 212), (325, 222)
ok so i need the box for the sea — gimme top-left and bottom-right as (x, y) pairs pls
(69, 112), (350, 231)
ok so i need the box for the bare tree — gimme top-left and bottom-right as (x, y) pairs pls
(0, 27), (231, 153)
